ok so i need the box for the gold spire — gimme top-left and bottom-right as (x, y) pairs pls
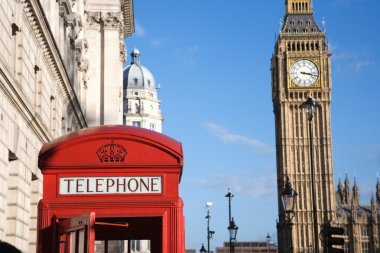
(286, 0), (313, 14)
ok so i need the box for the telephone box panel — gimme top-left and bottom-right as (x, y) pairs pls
(37, 125), (185, 253)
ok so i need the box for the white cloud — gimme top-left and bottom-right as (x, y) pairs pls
(134, 21), (146, 37)
(174, 46), (199, 66)
(332, 50), (374, 72)
(189, 169), (277, 199)
(204, 122), (275, 155)
(151, 37), (169, 47)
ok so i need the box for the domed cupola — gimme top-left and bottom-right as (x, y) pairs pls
(122, 48), (163, 133)
(123, 49), (156, 90)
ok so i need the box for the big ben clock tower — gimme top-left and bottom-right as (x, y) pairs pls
(271, 1), (336, 252)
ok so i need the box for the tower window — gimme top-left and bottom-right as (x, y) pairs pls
(149, 123), (155, 131)
(134, 92), (138, 96)
(133, 78), (138, 85)
(148, 80), (151, 87)
(132, 121), (141, 127)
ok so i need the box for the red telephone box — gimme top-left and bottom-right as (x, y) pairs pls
(37, 125), (185, 253)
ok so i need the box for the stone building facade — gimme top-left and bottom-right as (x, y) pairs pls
(334, 176), (380, 253)
(0, 0), (134, 252)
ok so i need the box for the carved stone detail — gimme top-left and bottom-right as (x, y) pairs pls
(86, 11), (101, 30)
(102, 12), (123, 30)
(86, 11), (123, 30)
(75, 39), (89, 89)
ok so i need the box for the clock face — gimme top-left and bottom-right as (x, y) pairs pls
(290, 60), (319, 87)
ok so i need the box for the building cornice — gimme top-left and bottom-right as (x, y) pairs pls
(121, 0), (135, 37)
(23, 0), (87, 128)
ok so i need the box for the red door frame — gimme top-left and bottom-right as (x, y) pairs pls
(37, 126), (185, 253)
(58, 212), (95, 253)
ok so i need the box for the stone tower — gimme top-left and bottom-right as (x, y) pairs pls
(271, 1), (335, 252)
(123, 49), (163, 133)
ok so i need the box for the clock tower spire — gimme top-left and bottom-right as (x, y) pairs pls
(271, 1), (334, 253)
(286, 0), (313, 14)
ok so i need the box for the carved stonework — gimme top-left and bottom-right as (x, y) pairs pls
(102, 12), (123, 30)
(86, 11), (123, 31)
(75, 39), (89, 89)
(119, 36), (126, 62)
(86, 11), (101, 30)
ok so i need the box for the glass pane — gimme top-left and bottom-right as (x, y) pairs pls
(69, 232), (76, 253)
(78, 229), (85, 253)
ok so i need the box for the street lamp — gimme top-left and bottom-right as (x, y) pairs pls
(227, 217), (238, 253)
(266, 233), (271, 253)
(301, 97), (321, 253)
(225, 188), (234, 252)
(281, 176), (298, 253)
(199, 243), (207, 253)
(205, 201), (215, 253)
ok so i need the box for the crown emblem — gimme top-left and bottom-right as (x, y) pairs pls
(96, 141), (127, 162)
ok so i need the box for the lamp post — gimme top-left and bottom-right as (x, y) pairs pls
(225, 188), (234, 252)
(266, 233), (271, 253)
(281, 176), (298, 253)
(199, 243), (207, 253)
(205, 201), (215, 253)
(228, 218), (238, 253)
(301, 97), (321, 253)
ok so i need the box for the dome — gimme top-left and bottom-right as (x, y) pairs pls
(123, 49), (156, 90)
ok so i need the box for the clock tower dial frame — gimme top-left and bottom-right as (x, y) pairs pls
(289, 59), (320, 88)
(271, 1), (336, 253)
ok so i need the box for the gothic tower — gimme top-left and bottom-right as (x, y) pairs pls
(271, 1), (335, 252)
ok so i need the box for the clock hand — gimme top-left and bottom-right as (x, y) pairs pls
(300, 71), (318, 77)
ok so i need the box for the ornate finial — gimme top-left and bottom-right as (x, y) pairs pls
(344, 172), (350, 187)
(376, 175), (380, 204)
(322, 17), (326, 32)
(352, 177), (360, 205)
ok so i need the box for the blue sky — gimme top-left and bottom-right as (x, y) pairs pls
(125, 0), (380, 251)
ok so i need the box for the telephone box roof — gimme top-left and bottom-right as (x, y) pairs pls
(39, 125), (183, 173)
